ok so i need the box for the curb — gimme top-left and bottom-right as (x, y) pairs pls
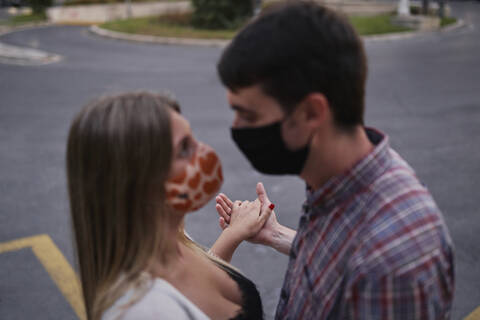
(0, 22), (53, 36)
(363, 18), (466, 42)
(89, 17), (467, 46)
(0, 42), (62, 66)
(89, 25), (229, 47)
(439, 18), (466, 33)
(0, 23), (63, 65)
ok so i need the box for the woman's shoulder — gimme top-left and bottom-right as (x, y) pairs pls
(103, 278), (210, 320)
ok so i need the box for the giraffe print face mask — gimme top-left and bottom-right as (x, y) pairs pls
(166, 142), (223, 213)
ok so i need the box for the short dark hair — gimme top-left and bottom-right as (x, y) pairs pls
(217, 1), (367, 129)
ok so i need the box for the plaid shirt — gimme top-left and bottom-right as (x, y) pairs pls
(275, 128), (454, 320)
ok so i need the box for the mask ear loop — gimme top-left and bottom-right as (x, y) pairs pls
(279, 106), (315, 152)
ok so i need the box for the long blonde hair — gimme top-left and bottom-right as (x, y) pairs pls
(67, 91), (186, 319)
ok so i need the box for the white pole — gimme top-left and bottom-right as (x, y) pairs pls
(125, 0), (132, 19)
(398, 0), (410, 16)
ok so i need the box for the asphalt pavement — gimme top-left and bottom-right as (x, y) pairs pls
(0, 8), (9, 21)
(0, 2), (479, 319)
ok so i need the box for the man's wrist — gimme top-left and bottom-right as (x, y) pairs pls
(268, 223), (295, 255)
(258, 222), (279, 248)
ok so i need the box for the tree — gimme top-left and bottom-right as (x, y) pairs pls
(28, 0), (53, 15)
(422, 0), (429, 15)
(190, 0), (254, 30)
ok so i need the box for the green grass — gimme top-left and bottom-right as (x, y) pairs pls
(0, 13), (47, 26)
(349, 14), (412, 35)
(64, 0), (182, 6)
(441, 16), (457, 27)
(101, 14), (237, 39)
(100, 13), (419, 39)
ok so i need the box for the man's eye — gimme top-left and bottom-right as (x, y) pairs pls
(240, 113), (256, 123)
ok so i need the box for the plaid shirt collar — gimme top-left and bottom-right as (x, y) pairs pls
(304, 127), (392, 217)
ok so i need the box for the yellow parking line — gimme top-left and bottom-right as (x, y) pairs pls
(0, 234), (86, 320)
(466, 306), (480, 320)
(2, 234), (478, 320)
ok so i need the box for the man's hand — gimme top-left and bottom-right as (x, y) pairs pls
(216, 182), (280, 246)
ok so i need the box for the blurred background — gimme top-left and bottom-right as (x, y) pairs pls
(1, 0), (479, 319)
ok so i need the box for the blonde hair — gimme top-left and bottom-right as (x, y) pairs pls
(67, 91), (238, 319)
(67, 91), (184, 319)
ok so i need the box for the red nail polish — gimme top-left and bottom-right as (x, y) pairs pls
(269, 203), (275, 210)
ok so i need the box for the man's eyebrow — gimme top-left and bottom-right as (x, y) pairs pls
(231, 104), (254, 114)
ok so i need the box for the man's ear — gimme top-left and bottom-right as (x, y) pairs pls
(301, 93), (330, 129)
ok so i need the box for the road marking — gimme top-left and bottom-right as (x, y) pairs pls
(466, 306), (480, 320)
(1, 234), (478, 320)
(0, 234), (86, 320)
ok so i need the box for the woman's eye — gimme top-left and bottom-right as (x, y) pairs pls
(178, 138), (194, 158)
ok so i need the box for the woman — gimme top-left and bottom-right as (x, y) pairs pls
(66, 91), (273, 320)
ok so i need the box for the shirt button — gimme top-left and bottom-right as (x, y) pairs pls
(302, 203), (310, 212)
(281, 289), (289, 300)
(290, 249), (297, 259)
(300, 216), (307, 227)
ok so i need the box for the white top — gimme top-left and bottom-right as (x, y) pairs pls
(102, 278), (210, 320)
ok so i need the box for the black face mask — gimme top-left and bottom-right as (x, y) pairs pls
(231, 121), (310, 175)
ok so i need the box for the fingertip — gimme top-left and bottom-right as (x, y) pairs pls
(256, 182), (266, 195)
(216, 204), (226, 216)
(219, 217), (225, 229)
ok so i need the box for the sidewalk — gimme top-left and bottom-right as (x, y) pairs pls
(0, 23), (62, 65)
(0, 40), (61, 65)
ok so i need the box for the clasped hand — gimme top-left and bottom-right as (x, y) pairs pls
(215, 182), (280, 246)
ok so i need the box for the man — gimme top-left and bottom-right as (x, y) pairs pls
(214, 1), (454, 319)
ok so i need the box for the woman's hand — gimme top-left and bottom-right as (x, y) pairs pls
(216, 182), (279, 245)
(209, 196), (272, 262)
(215, 182), (297, 255)
(227, 199), (271, 242)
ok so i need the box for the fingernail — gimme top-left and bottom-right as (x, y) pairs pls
(269, 203), (275, 210)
